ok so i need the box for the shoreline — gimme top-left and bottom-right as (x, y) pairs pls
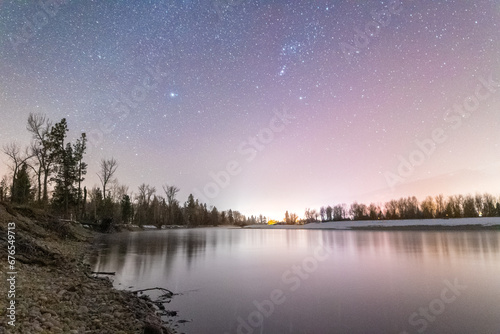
(0, 203), (176, 334)
(245, 217), (500, 231)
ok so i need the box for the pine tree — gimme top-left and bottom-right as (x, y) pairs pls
(47, 119), (87, 216)
(12, 163), (31, 204)
(185, 194), (196, 225)
(121, 194), (132, 224)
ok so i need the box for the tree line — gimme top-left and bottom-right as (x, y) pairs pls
(1, 113), (266, 229)
(293, 193), (500, 224)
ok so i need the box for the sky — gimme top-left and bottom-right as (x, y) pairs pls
(1, 0), (499, 220)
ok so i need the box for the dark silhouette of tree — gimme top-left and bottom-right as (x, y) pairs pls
(121, 194), (133, 223)
(326, 205), (333, 221)
(74, 134), (87, 218)
(304, 208), (313, 223)
(421, 196), (436, 219)
(211, 206), (219, 226)
(163, 184), (179, 225)
(27, 113), (53, 204)
(333, 204), (346, 221)
(0, 175), (8, 202)
(435, 194), (446, 218)
(350, 202), (368, 220)
(46, 119), (87, 217)
(463, 195), (478, 218)
(135, 183), (155, 226)
(368, 203), (380, 220)
(11, 163), (32, 204)
(319, 206), (326, 221)
(184, 194), (196, 226)
(97, 158), (118, 199)
(482, 193), (496, 217)
(2, 142), (33, 203)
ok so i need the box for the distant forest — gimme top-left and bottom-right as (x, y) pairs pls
(2, 114), (500, 229)
(300, 192), (500, 225)
(1, 113), (261, 228)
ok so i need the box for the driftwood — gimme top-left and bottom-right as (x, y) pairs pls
(131, 287), (175, 297)
(91, 271), (115, 275)
(132, 287), (174, 295)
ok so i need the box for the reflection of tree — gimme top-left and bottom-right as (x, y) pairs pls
(348, 231), (500, 260)
(91, 230), (210, 280)
(90, 229), (500, 287)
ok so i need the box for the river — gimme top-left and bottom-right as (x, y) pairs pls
(89, 228), (500, 334)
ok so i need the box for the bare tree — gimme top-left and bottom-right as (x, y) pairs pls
(97, 158), (118, 199)
(319, 206), (326, 221)
(137, 183), (156, 206)
(2, 142), (33, 202)
(27, 113), (52, 204)
(435, 194), (445, 218)
(163, 184), (180, 224)
(111, 182), (129, 203)
(162, 184), (179, 207)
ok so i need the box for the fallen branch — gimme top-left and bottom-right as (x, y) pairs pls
(91, 271), (115, 275)
(131, 287), (175, 297)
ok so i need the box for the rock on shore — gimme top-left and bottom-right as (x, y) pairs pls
(0, 203), (176, 334)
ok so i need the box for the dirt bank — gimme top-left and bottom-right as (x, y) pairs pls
(0, 202), (176, 334)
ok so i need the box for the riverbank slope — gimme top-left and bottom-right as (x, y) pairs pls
(0, 202), (175, 334)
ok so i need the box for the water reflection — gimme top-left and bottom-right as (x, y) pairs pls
(90, 229), (500, 333)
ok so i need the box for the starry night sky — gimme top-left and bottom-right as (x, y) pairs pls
(1, 0), (500, 219)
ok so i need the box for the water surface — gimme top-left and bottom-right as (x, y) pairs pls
(90, 228), (500, 334)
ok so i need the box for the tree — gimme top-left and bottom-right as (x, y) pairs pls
(482, 193), (496, 217)
(233, 210), (244, 226)
(0, 175), (8, 202)
(474, 193), (483, 216)
(368, 203), (381, 220)
(463, 195), (478, 218)
(46, 119), (87, 216)
(228, 209), (234, 225)
(11, 163), (31, 204)
(326, 205), (333, 221)
(135, 184), (155, 226)
(27, 113), (53, 204)
(304, 208), (313, 223)
(121, 194), (133, 223)
(2, 142), (33, 203)
(73, 133), (87, 218)
(163, 184), (179, 225)
(435, 194), (445, 218)
(211, 206), (219, 226)
(333, 204), (346, 221)
(184, 194), (196, 225)
(384, 200), (399, 219)
(350, 202), (368, 220)
(285, 210), (290, 224)
(163, 185), (179, 207)
(97, 158), (118, 199)
(421, 196), (436, 219)
(318, 206), (325, 222)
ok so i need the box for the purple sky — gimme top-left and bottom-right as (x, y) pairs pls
(1, 0), (499, 220)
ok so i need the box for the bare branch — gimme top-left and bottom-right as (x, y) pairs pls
(97, 157), (118, 198)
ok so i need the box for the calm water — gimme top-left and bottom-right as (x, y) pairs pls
(89, 228), (500, 334)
